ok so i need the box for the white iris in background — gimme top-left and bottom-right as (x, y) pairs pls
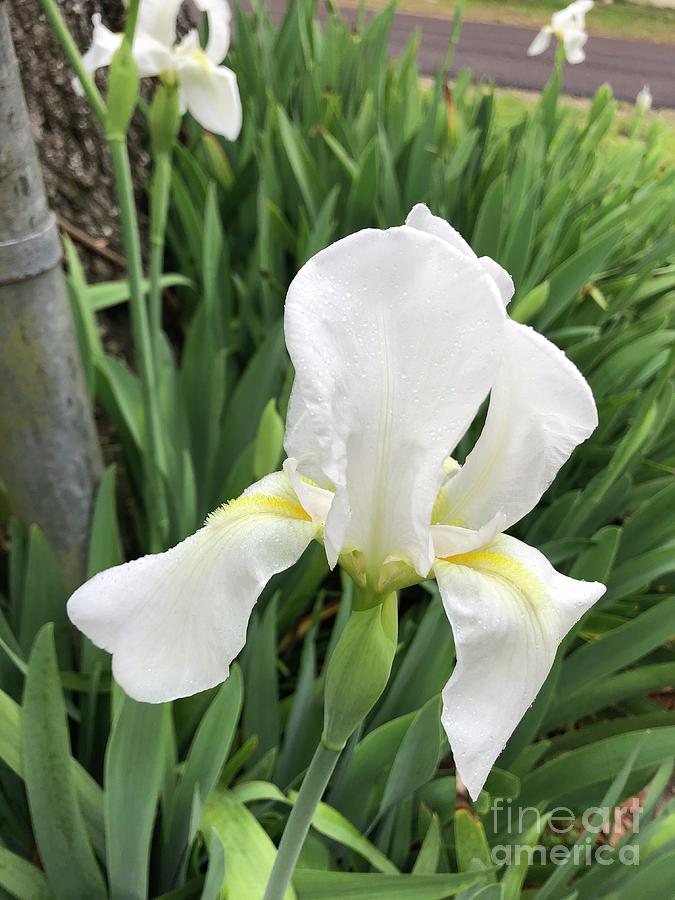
(76, 0), (241, 140)
(527, 0), (594, 65)
(68, 204), (605, 799)
(636, 84), (653, 114)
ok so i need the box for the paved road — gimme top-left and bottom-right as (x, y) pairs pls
(254, 1), (675, 108)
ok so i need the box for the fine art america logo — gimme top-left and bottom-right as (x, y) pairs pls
(490, 799), (641, 867)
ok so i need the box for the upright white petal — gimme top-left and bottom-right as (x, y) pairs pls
(77, 7), (175, 91)
(406, 203), (476, 259)
(284, 384), (327, 488)
(406, 204), (514, 306)
(435, 534), (604, 798)
(76, 14), (122, 92)
(431, 512), (506, 559)
(283, 458), (334, 525)
(527, 27), (552, 58)
(477, 256), (514, 305)
(67, 472), (317, 703)
(137, 0), (182, 49)
(176, 55), (242, 139)
(133, 32), (176, 78)
(284, 224), (505, 576)
(575, 0), (594, 17)
(552, 0), (593, 33)
(176, 29), (201, 56)
(194, 0), (232, 64)
(434, 321), (597, 534)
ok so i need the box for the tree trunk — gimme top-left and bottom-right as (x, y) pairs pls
(9, 0), (150, 280)
(0, 0), (103, 591)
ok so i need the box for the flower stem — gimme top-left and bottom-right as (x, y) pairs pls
(40, 0), (168, 548)
(108, 139), (168, 550)
(554, 40), (566, 81)
(148, 151), (173, 353)
(263, 740), (341, 900)
(39, 0), (107, 125)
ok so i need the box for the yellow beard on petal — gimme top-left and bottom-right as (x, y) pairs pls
(207, 494), (312, 524)
(439, 550), (548, 610)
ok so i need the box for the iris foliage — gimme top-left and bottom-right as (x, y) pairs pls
(0, 2), (673, 897)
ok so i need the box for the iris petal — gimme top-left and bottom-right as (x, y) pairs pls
(435, 534), (604, 798)
(68, 472), (317, 702)
(284, 222), (505, 576)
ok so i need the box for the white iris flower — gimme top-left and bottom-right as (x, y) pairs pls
(68, 204), (605, 799)
(76, 0), (241, 139)
(527, 0), (594, 66)
(636, 84), (653, 114)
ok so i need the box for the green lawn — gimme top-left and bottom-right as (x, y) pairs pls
(352, 0), (675, 43)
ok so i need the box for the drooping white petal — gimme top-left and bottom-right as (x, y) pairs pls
(406, 204), (514, 306)
(527, 27), (552, 57)
(194, 0), (232, 64)
(284, 224), (505, 575)
(67, 473), (317, 703)
(75, 14), (122, 93)
(562, 29), (587, 64)
(175, 55), (242, 139)
(435, 534), (604, 798)
(434, 320), (597, 534)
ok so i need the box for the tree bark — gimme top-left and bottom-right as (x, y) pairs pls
(8, 0), (150, 280)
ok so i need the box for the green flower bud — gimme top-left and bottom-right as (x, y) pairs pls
(202, 133), (235, 190)
(105, 41), (140, 141)
(322, 592), (398, 751)
(150, 82), (181, 157)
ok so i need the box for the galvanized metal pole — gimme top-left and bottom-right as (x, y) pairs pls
(0, 1), (102, 592)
